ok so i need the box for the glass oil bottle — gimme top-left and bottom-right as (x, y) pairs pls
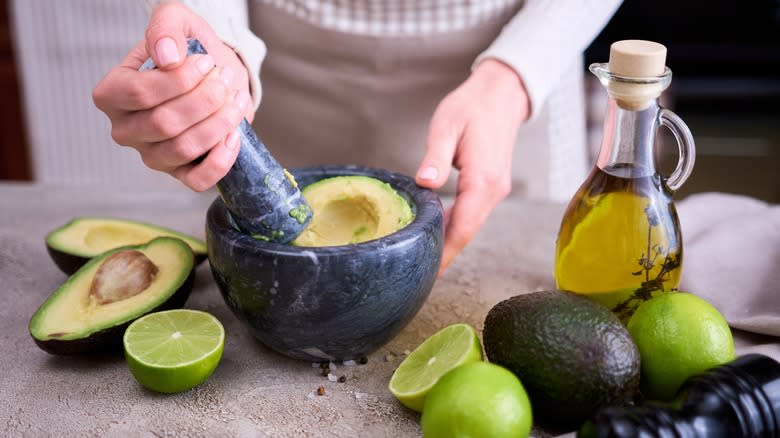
(554, 40), (695, 322)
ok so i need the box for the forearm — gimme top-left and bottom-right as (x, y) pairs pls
(144, 0), (265, 110)
(475, 0), (623, 120)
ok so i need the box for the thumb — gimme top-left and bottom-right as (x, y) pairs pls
(416, 115), (460, 189)
(144, 2), (212, 69)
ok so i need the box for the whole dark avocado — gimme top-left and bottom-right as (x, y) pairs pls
(483, 290), (640, 429)
(30, 237), (195, 355)
(45, 216), (207, 275)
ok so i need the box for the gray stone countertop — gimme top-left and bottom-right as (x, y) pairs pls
(1, 183), (776, 437)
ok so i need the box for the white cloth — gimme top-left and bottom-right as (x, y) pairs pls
(678, 192), (780, 337)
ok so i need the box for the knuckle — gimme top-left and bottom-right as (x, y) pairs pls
(491, 175), (512, 199)
(140, 153), (165, 172)
(147, 107), (179, 139)
(169, 135), (202, 163)
(125, 81), (155, 108)
(472, 173), (511, 200)
(200, 80), (227, 111)
(211, 151), (233, 177)
(170, 64), (202, 92)
(218, 105), (244, 131)
(186, 175), (212, 192)
(110, 125), (130, 146)
(125, 82), (156, 109)
(198, 147), (233, 188)
(91, 84), (107, 109)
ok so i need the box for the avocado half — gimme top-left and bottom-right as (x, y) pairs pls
(29, 236), (195, 355)
(45, 217), (207, 275)
(291, 175), (414, 247)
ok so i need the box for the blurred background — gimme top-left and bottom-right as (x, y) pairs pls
(584, 0), (780, 203)
(0, 0), (778, 202)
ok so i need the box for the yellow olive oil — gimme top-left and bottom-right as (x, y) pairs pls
(554, 164), (682, 322)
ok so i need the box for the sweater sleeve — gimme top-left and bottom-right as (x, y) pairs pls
(144, 0), (266, 111)
(475, 0), (623, 120)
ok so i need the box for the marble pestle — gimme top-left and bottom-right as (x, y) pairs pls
(139, 39), (312, 243)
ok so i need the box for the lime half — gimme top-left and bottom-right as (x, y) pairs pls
(388, 323), (483, 412)
(123, 309), (225, 393)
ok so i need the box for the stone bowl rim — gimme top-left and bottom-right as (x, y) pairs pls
(207, 164), (443, 256)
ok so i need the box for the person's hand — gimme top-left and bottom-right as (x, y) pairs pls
(92, 1), (253, 191)
(415, 59), (531, 276)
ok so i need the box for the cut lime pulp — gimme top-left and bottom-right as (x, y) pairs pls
(388, 323), (483, 412)
(123, 309), (225, 393)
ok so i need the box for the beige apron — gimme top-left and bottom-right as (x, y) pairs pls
(247, 2), (588, 200)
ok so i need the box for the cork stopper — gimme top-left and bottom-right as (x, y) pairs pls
(608, 40), (667, 78)
(591, 40), (671, 110)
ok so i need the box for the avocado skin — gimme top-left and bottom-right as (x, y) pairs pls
(31, 269), (195, 355)
(483, 290), (640, 429)
(46, 247), (90, 277)
(46, 245), (207, 276)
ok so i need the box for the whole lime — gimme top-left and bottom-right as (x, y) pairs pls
(421, 361), (533, 438)
(627, 292), (735, 401)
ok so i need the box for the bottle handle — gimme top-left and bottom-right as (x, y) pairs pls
(659, 109), (696, 192)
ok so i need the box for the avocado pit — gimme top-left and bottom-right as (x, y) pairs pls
(89, 250), (159, 305)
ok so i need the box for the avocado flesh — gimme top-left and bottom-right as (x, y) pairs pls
(30, 237), (194, 354)
(292, 176), (414, 247)
(45, 217), (207, 274)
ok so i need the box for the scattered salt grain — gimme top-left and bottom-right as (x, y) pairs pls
(327, 373), (338, 382)
(342, 360), (357, 366)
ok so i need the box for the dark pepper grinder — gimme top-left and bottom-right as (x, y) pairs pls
(140, 39), (312, 243)
(578, 354), (780, 438)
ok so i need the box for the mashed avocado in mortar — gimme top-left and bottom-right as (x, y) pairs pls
(292, 176), (414, 247)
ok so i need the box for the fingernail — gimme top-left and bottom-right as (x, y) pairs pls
(196, 55), (215, 75)
(418, 166), (439, 181)
(220, 66), (235, 88)
(235, 89), (250, 111)
(155, 37), (180, 67)
(226, 129), (240, 150)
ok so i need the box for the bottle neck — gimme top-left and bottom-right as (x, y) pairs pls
(596, 97), (660, 178)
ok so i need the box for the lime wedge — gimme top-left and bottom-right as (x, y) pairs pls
(123, 309), (225, 393)
(388, 323), (483, 412)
